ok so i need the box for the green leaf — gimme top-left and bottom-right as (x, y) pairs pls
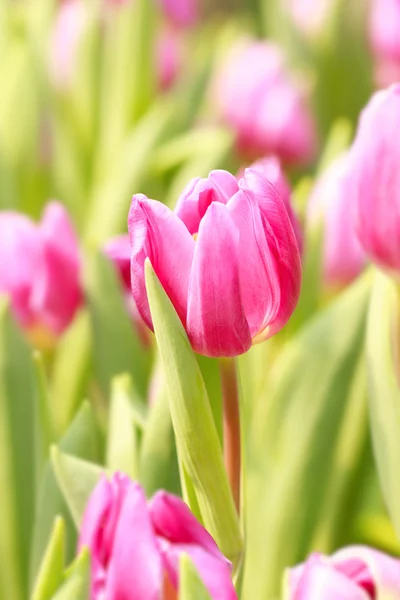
(106, 374), (140, 479)
(51, 447), (104, 530)
(242, 273), (371, 599)
(145, 261), (242, 562)
(85, 249), (150, 399)
(0, 299), (36, 600)
(366, 269), (400, 538)
(31, 517), (65, 600)
(33, 351), (54, 488)
(30, 401), (100, 589)
(51, 548), (90, 600)
(179, 554), (212, 600)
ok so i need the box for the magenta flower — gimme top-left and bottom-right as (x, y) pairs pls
(0, 202), (82, 344)
(287, 546), (400, 599)
(307, 154), (365, 288)
(128, 169), (301, 358)
(213, 40), (317, 165)
(78, 474), (237, 600)
(369, 0), (400, 87)
(350, 85), (400, 275)
(160, 0), (198, 28)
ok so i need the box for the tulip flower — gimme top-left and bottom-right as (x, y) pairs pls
(78, 474), (237, 599)
(128, 168), (301, 358)
(245, 157), (303, 253)
(286, 546), (400, 599)
(307, 153), (365, 288)
(369, 0), (400, 87)
(213, 39), (317, 165)
(350, 84), (400, 275)
(283, 0), (336, 40)
(157, 28), (183, 91)
(160, 0), (198, 28)
(103, 234), (150, 346)
(0, 202), (82, 346)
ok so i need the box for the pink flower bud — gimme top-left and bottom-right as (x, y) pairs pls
(157, 28), (183, 92)
(78, 474), (237, 599)
(287, 546), (400, 599)
(128, 169), (301, 358)
(369, 0), (400, 87)
(49, 0), (86, 89)
(159, 0), (198, 28)
(0, 203), (82, 344)
(213, 40), (317, 166)
(307, 154), (365, 288)
(350, 85), (400, 275)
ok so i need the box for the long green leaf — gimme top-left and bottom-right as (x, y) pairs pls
(31, 517), (65, 600)
(51, 548), (90, 600)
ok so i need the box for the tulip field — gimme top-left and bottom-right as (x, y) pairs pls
(2, 0), (400, 598)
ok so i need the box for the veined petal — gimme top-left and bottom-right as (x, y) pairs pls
(106, 482), (162, 600)
(240, 169), (301, 340)
(128, 195), (194, 330)
(186, 202), (251, 357)
(228, 189), (280, 337)
(149, 492), (226, 562)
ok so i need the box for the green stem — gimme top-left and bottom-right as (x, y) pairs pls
(219, 358), (241, 513)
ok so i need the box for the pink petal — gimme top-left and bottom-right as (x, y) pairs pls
(31, 201), (82, 335)
(128, 195), (194, 330)
(186, 202), (252, 357)
(149, 492), (226, 562)
(161, 542), (237, 600)
(239, 170), (301, 340)
(106, 482), (162, 600)
(103, 234), (132, 290)
(227, 189), (281, 337)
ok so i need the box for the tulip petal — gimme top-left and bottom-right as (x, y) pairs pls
(32, 201), (82, 335)
(149, 492), (227, 562)
(186, 202), (251, 357)
(161, 542), (237, 600)
(240, 169), (301, 340)
(227, 189), (281, 337)
(128, 195), (194, 330)
(209, 170), (239, 201)
(175, 177), (205, 235)
(106, 482), (162, 600)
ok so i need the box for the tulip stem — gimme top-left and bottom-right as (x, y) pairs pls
(219, 358), (241, 513)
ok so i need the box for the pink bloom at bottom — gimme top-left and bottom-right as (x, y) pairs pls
(78, 474), (237, 600)
(287, 546), (400, 599)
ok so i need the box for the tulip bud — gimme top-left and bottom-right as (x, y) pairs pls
(286, 546), (400, 599)
(128, 169), (301, 358)
(0, 202), (82, 347)
(157, 28), (183, 92)
(159, 0), (198, 28)
(78, 474), (237, 599)
(369, 0), (400, 87)
(213, 39), (317, 166)
(350, 85), (400, 275)
(307, 153), (365, 288)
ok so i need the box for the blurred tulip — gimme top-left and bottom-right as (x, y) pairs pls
(286, 546), (400, 599)
(157, 28), (183, 91)
(160, 0), (198, 28)
(0, 202), (82, 346)
(350, 84), (400, 274)
(103, 234), (151, 346)
(369, 0), (400, 87)
(213, 40), (317, 165)
(128, 168), (301, 357)
(283, 0), (336, 40)
(78, 474), (237, 599)
(245, 156), (303, 253)
(307, 153), (365, 288)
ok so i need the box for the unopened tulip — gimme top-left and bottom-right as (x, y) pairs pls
(160, 0), (198, 28)
(350, 85), (400, 274)
(157, 28), (183, 91)
(246, 157), (303, 253)
(307, 154), (365, 288)
(369, 0), (400, 87)
(128, 169), (301, 358)
(0, 202), (82, 345)
(286, 546), (400, 599)
(214, 40), (317, 165)
(78, 474), (237, 599)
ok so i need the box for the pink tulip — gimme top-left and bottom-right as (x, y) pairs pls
(245, 157), (303, 254)
(307, 154), (365, 288)
(286, 546), (400, 599)
(128, 169), (301, 358)
(78, 474), (237, 600)
(213, 40), (317, 165)
(159, 0), (198, 28)
(0, 202), (82, 343)
(369, 0), (400, 87)
(49, 0), (86, 89)
(283, 0), (336, 39)
(156, 28), (183, 92)
(350, 85), (400, 274)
